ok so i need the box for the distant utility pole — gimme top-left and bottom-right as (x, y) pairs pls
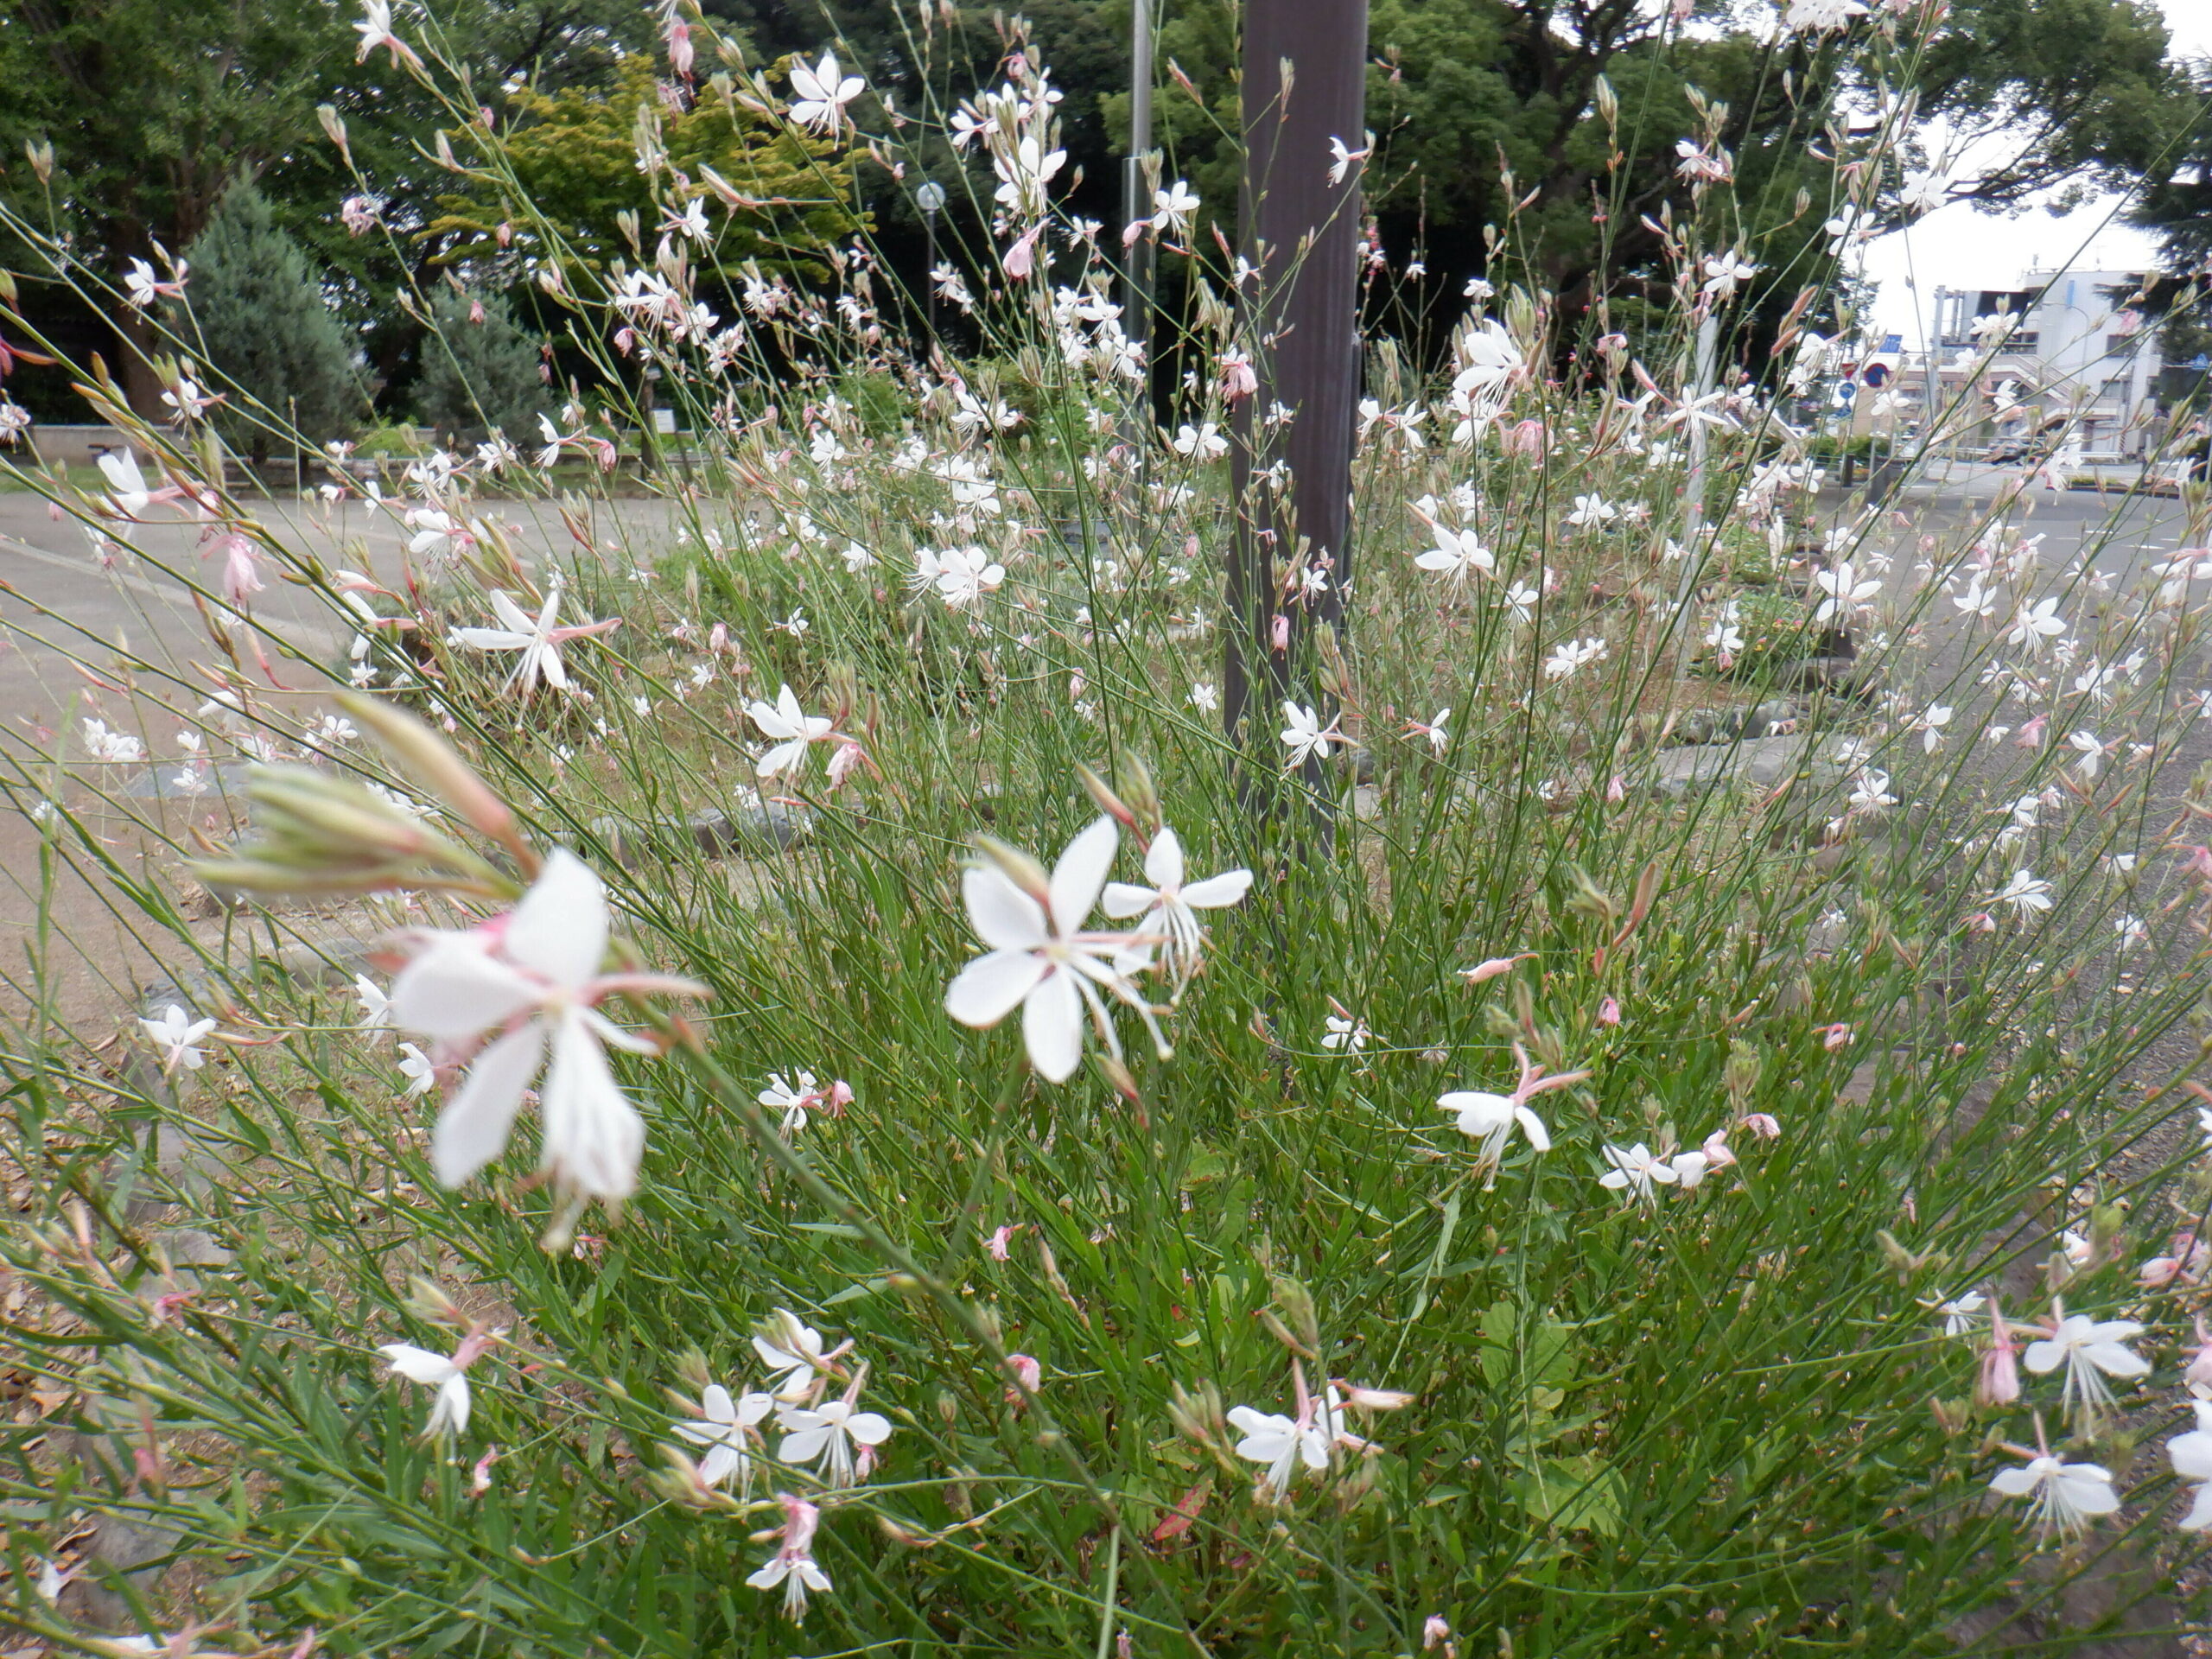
(1223, 0), (1369, 811)
(1122, 0), (1156, 367)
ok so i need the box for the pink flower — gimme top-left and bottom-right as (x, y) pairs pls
(1738, 1112), (1782, 1139)
(2185, 1316), (2212, 1395)
(985, 1224), (1021, 1261)
(1005, 1353), (1042, 1397)
(213, 532), (264, 604)
(1003, 225), (1043, 280)
(1596, 996), (1621, 1027)
(746, 1494), (831, 1622)
(1977, 1294), (2020, 1408)
(1819, 1022), (1853, 1050)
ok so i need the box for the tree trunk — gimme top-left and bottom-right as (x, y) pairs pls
(1224, 0), (1370, 827)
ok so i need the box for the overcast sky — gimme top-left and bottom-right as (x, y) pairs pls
(1862, 0), (2209, 344)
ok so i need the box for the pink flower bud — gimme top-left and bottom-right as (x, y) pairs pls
(985, 1224), (1020, 1262)
(1738, 1112), (1781, 1139)
(2186, 1317), (2212, 1395)
(1423, 1616), (1454, 1651)
(1006, 1353), (1041, 1394)
(1700, 1130), (1736, 1168)
(1976, 1296), (2019, 1408)
(1819, 1022), (1853, 1050)
(1596, 996), (1621, 1027)
(1459, 954), (1532, 984)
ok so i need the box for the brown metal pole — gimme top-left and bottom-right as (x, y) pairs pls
(1224, 0), (1368, 813)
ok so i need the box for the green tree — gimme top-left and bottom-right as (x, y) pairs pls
(2129, 60), (2212, 274)
(428, 59), (867, 284)
(1103, 0), (2192, 337)
(0, 0), (656, 413)
(414, 286), (555, 444)
(181, 178), (367, 459)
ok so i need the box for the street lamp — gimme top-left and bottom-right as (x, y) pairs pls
(916, 181), (947, 341)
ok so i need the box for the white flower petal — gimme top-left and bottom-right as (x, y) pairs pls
(944, 949), (1048, 1028)
(963, 865), (1049, 950)
(844, 1410), (893, 1446)
(390, 935), (538, 1040)
(1022, 966), (1084, 1081)
(378, 1344), (459, 1384)
(1179, 869), (1253, 909)
(539, 1008), (644, 1199)
(1049, 817), (1119, 937)
(432, 1021), (546, 1186)
(1100, 881), (1157, 919)
(504, 848), (609, 990)
(1144, 828), (1185, 891)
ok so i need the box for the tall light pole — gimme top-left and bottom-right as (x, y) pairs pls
(1224, 0), (1369, 823)
(1122, 0), (1155, 350)
(917, 180), (946, 345)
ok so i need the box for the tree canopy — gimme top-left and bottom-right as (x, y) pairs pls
(428, 59), (867, 284)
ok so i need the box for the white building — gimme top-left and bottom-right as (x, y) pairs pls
(1927, 270), (2161, 457)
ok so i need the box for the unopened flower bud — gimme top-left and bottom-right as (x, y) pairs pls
(316, 104), (350, 163)
(338, 692), (524, 858)
(1334, 1382), (1414, 1410)
(1459, 954), (1530, 984)
(972, 834), (1052, 906)
(1268, 1274), (1320, 1355)
(404, 1275), (467, 1327)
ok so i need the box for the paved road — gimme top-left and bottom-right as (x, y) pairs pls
(0, 482), (683, 1028)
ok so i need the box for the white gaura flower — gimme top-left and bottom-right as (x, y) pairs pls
(1990, 868), (2053, 917)
(747, 1494), (832, 1622)
(746, 684), (835, 779)
(1989, 1450), (2120, 1540)
(447, 579), (620, 696)
(1228, 1402), (1329, 1499)
(1414, 525), (1494, 586)
(139, 1005), (216, 1074)
(353, 973), (392, 1037)
(676, 1383), (776, 1488)
(787, 52), (863, 131)
(1812, 561), (1881, 623)
(943, 817), (1164, 1082)
(1543, 637), (1608, 680)
(753, 1309), (846, 1401)
(378, 1331), (493, 1440)
(1281, 701), (1344, 768)
(1100, 827), (1251, 992)
(2003, 596), (2067, 653)
(1700, 251), (1758, 298)
(2169, 1399), (2212, 1531)
(1228, 1365), (1372, 1499)
(2023, 1306), (2150, 1426)
(933, 545), (1005, 608)
(775, 1375), (893, 1488)
(1149, 180), (1200, 238)
(397, 1042), (437, 1099)
(388, 850), (702, 1221)
(1929, 1291), (1986, 1337)
(1173, 421), (1229, 460)
(1437, 1043), (1589, 1179)
(1598, 1141), (1677, 1202)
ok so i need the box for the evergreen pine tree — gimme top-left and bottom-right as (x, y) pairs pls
(181, 178), (366, 460)
(414, 288), (553, 447)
